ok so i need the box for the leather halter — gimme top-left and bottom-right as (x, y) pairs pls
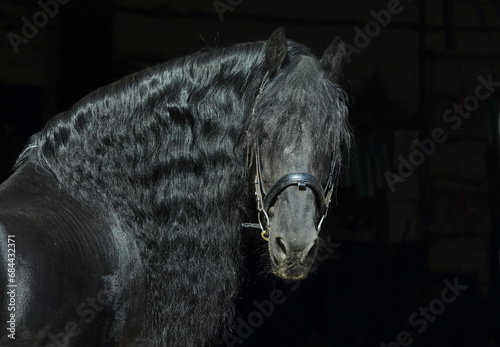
(243, 73), (336, 241)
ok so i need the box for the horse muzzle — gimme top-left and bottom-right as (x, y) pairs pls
(269, 236), (318, 280)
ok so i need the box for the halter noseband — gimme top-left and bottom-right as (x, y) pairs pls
(243, 73), (336, 241)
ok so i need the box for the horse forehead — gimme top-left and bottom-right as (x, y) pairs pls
(271, 134), (320, 174)
(285, 130), (314, 154)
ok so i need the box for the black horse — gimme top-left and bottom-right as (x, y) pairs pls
(0, 28), (351, 346)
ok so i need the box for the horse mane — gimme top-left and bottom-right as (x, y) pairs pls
(14, 39), (350, 345)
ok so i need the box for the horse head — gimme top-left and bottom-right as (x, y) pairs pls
(248, 28), (350, 280)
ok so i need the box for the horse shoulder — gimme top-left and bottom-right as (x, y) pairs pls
(0, 164), (145, 346)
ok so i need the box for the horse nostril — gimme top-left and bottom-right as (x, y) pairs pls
(273, 237), (288, 262)
(304, 238), (319, 263)
(277, 237), (287, 254)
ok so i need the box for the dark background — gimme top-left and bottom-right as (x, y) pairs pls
(1, 1), (500, 346)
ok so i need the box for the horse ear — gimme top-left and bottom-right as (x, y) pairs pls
(320, 37), (346, 82)
(265, 27), (288, 76)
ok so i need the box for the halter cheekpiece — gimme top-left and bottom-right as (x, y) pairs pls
(243, 72), (336, 241)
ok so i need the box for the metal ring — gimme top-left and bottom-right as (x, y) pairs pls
(261, 230), (269, 241)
